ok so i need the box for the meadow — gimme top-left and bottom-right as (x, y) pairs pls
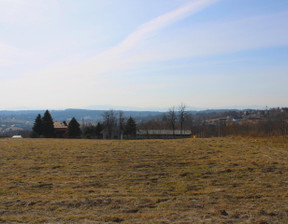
(0, 137), (288, 223)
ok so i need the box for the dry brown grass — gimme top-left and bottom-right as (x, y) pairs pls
(0, 137), (288, 223)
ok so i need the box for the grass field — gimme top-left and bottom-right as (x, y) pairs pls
(0, 137), (288, 223)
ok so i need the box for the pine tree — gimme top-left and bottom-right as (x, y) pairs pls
(42, 110), (55, 138)
(32, 114), (42, 137)
(68, 117), (81, 138)
(95, 122), (103, 139)
(125, 117), (137, 139)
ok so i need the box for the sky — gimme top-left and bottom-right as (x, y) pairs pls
(0, 0), (288, 111)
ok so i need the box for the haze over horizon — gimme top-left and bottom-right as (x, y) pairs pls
(1, 0), (288, 110)
(2, 104), (268, 112)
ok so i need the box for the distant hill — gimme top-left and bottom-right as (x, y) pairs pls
(0, 109), (164, 123)
(0, 108), (247, 124)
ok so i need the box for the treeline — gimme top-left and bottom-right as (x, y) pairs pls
(138, 104), (190, 133)
(83, 110), (137, 139)
(139, 106), (288, 137)
(31, 109), (137, 139)
(31, 106), (288, 139)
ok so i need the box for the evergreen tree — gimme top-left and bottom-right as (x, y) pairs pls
(32, 114), (42, 137)
(68, 117), (81, 138)
(95, 122), (103, 139)
(125, 117), (137, 138)
(42, 110), (55, 138)
(83, 122), (102, 139)
(83, 125), (95, 139)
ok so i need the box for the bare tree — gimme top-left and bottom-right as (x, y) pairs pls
(178, 103), (187, 135)
(167, 107), (177, 137)
(118, 111), (125, 140)
(102, 110), (117, 139)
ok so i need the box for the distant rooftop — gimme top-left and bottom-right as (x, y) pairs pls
(54, 122), (68, 129)
(137, 130), (191, 135)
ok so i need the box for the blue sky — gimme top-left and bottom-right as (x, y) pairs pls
(0, 0), (288, 110)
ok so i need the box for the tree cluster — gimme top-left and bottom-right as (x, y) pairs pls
(82, 112), (137, 140)
(82, 122), (103, 139)
(32, 110), (55, 138)
(138, 104), (190, 138)
(100, 110), (137, 139)
(32, 109), (138, 139)
(32, 110), (82, 138)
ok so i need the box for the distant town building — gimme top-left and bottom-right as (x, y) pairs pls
(281, 108), (288, 113)
(233, 117), (242, 122)
(12, 135), (23, 138)
(137, 129), (192, 139)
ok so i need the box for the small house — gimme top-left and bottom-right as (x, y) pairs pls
(54, 121), (68, 138)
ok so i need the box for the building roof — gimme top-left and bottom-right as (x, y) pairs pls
(54, 121), (68, 129)
(12, 135), (23, 138)
(137, 130), (192, 135)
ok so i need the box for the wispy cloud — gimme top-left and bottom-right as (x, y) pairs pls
(0, 0), (219, 109)
(125, 11), (288, 63)
(17, 0), (219, 79)
(111, 0), (219, 54)
(76, 0), (220, 77)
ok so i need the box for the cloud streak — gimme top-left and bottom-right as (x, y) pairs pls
(107, 0), (219, 55)
(0, 0), (220, 109)
(76, 0), (219, 77)
(123, 11), (288, 64)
